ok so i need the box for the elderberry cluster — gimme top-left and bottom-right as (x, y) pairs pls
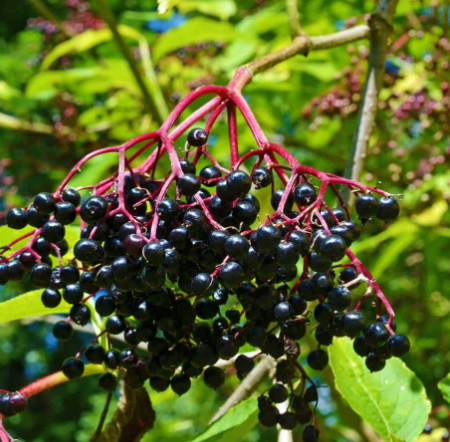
(2, 120), (409, 439)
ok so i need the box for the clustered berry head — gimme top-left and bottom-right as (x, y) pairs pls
(1, 96), (407, 438)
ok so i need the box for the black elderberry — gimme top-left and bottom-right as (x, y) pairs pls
(142, 242), (165, 266)
(232, 201), (258, 225)
(195, 298), (219, 319)
(33, 192), (56, 214)
(278, 412), (298, 430)
(387, 334), (410, 357)
(308, 251), (332, 272)
(314, 302), (334, 324)
(120, 348), (139, 368)
(54, 202), (77, 225)
(251, 225), (282, 254)
(273, 301), (294, 322)
(42, 220), (66, 243)
(171, 374), (191, 396)
(330, 224), (353, 246)
(8, 392), (28, 416)
(177, 173), (201, 196)
(62, 188), (81, 207)
(353, 336), (370, 357)
(7, 260), (24, 281)
(63, 284), (83, 305)
(106, 314), (127, 335)
(62, 357), (85, 379)
(303, 425), (320, 442)
(364, 322), (390, 347)
(252, 167), (273, 189)
(225, 234), (249, 260)
(60, 265), (80, 284)
(307, 349), (329, 371)
(304, 386), (318, 403)
(276, 241), (300, 267)
(365, 352), (386, 372)
(187, 128), (208, 146)
(203, 366), (225, 389)
(377, 196), (400, 221)
(246, 326), (267, 348)
(213, 288), (229, 305)
(339, 267), (359, 285)
(74, 239), (102, 264)
(41, 288), (62, 308)
(226, 309), (241, 324)
(200, 165), (222, 186)
(30, 263), (52, 288)
(276, 360), (296, 383)
(328, 286), (352, 311)
(355, 193), (379, 219)
(283, 320), (306, 340)
(180, 159), (196, 174)
(6, 208), (27, 230)
(80, 196), (108, 223)
(85, 344), (106, 364)
(70, 303), (91, 326)
(191, 273), (213, 295)
(104, 349), (121, 369)
(219, 261), (244, 289)
(98, 372), (118, 391)
(53, 321), (73, 341)
(123, 234), (146, 257)
(269, 384), (288, 403)
(297, 279), (317, 301)
(311, 272), (334, 295)
(226, 170), (252, 198)
(235, 354), (255, 374)
(343, 311), (366, 337)
(258, 406), (280, 427)
(320, 234), (347, 262)
(294, 183), (317, 206)
(216, 335), (239, 359)
(271, 189), (294, 212)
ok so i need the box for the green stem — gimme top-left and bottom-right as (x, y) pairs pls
(286, 0), (302, 39)
(26, 0), (63, 26)
(95, 0), (165, 125)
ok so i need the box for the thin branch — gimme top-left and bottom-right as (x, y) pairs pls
(91, 392), (113, 442)
(0, 112), (71, 135)
(26, 0), (64, 28)
(232, 25), (370, 90)
(209, 355), (276, 425)
(286, 0), (302, 39)
(343, 0), (400, 206)
(95, 0), (165, 125)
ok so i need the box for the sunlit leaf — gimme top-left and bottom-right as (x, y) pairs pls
(190, 397), (258, 442)
(157, 0), (183, 14)
(0, 290), (71, 323)
(179, 0), (237, 20)
(329, 337), (430, 442)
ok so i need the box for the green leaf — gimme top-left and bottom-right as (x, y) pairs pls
(179, 1), (237, 20)
(152, 18), (253, 62)
(41, 25), (146, 69)
(438, 374), (450, 405)
(0, 290), (71, 323)
(0, 225), (37, 254)
(190, 397), (258, 442)
(329, 337), (430, 442)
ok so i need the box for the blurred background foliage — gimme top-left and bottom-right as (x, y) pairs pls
(0, 0), (449, 441)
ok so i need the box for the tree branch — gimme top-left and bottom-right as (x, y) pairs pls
(232, 25), (370, 90)
(343, 0), (400, 206)
(209, 355), (276, 425)
(277, 399), (294, 442)
(286, 0), (302, 39)
(0, 112), (71, 135)
(95, 0), (165, 125)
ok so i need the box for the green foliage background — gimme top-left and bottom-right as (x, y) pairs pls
(0, 0), (449, 441)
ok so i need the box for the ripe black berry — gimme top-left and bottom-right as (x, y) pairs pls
(62, 357), (85, 379)
(328, 286), (352, 311)
(307, 349), (329, 371)
(41, 288), (62, 308)
(30, 263), (52, 288)
(278, 412), (298, 430)
(74, 239), (102, 264)
(106, 314), (127, 335)
(187, 128), (208, 146)
(294, 183), (317, 206)
(303, 425), (320, 442)
(203, 366), (225, 389)
(226, 170), (251, 198)
(62, 188), (81, 207)
(343, 311), (366, 336)
(235, 354), (255, 375)
(252, 167), (273, 189)
(251, 225), (282, 254)
(63, 284), (83, 304)
(365, 352), (385, 372)
(355, 193), (379, 219)
(85, 344), (106, 364)
(271, 189), (293, 212)
(268, 384), (288, 403)
(33, 192), (56, 214)
(42, 220), (66, 243)
(177, 173), (201, 196)
(377, 196), (400, 221)
(26, 206), (49, 228)
(320, 235), (347, 262)
(80, 196), (108, 223)
(70, 303), (91, 326)
(98, 372), (118, 391)
(224, 234), (249, 260)
(54, 202), (77, 225)
(171, 374), (191, 396)
(6, 208), (27, 230)
(387, 334), (410, 357)
(364, 322), (389, 347)
(200, 166), (222, 186)
(53, 321), (73, 341)
(219, 262), (244, 289)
